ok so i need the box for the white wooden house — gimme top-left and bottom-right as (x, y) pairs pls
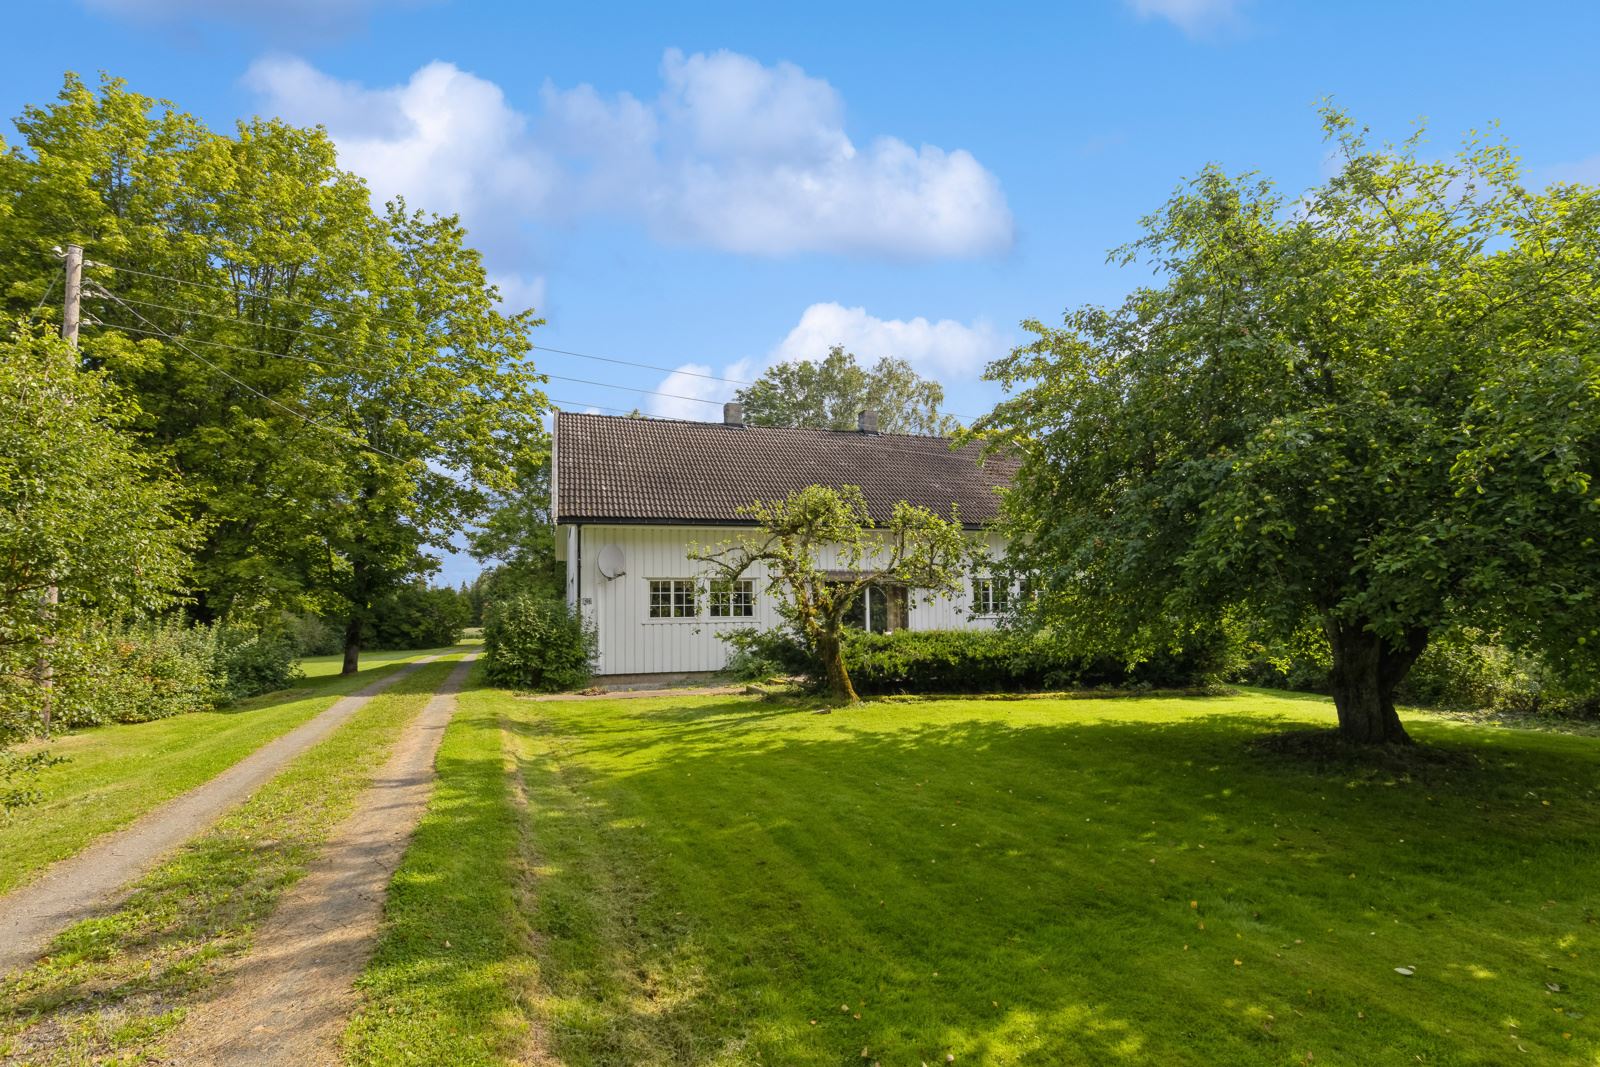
(552, 405), (1018, 677)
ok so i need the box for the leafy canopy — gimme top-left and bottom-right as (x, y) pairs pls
(0, 73), (548, 667)
(735, 346), (959, 436)
(975, 109), (1600, 742)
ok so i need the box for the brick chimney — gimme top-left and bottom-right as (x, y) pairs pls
(723, 401), (745, 426)
(857, 408), (879, 434)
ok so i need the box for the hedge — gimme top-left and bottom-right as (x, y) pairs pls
(725, 627), (1231, 695)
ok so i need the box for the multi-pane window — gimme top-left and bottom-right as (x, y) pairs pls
(648, 579), (697, 618)
(708, 579), (756, 618)
(971, 576), (1011, 616)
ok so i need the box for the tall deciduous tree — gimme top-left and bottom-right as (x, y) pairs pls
(0, 74), (548, 672)
(735, 346), (959, 436)
(693, 485), (974, 702)
(975, 111), (1600, 745)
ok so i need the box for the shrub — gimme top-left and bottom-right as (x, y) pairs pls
(483, 594), (594, 692)
(719, 628), (816, 681)
(1241, 628), (1600, 719)
(734, 627), (1232, 696)
(53, 620), (222, 728)
(286, 613), (342, 657)
(214, 626), (303, 701)
(370, 584), (470, 650)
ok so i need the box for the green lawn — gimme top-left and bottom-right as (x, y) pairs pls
(0, 645), (458, 896)
(0, 657), (467, 1063)
(359, 685), (1600, 1066)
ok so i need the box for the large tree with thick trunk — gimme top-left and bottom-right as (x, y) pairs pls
(973, 111), (1600, 744)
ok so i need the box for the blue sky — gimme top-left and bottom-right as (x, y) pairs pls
(6, 0), (1599, 582)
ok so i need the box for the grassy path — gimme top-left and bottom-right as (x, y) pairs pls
(0, 654), (444, 975)
(0, 657), (465, 1065)
(170, 655), (479, 1066)
(0, 646), (457, 898)
(342, 671), (543, 1066)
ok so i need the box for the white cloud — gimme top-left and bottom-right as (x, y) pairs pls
(244, 57), (558, 253)
(769, 303), (1003, 380)
(487, 273), (547, 315)
(1126, 0), (1243, 35)
(644, 304), (1002, 419)
(648, 360), (750, 421)
(246, 49), (1012, 260)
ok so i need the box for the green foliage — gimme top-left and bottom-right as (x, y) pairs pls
(0, 321), (194, 808)
(213, 626), (303, 701)
(735, 345), (959, 436)
(482, 593), (594, 692)
(719, 628), (816, 681)
(369, 584), (470, 650)
(1245, 629), (1600, 719)
(285, 613), (342, 657)
(694, 484), (979, 702)
(51, 620), (220, 728)
(742, 626), (1231, 695)
(976, 109), (1600, 743)
(0, 73), (549, 671)
(467, 453), (563, 606)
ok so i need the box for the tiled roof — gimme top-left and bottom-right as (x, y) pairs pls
(553, 411), (1016, 527)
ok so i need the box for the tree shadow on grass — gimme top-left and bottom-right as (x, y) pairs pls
(499, 698), (1600, 1065)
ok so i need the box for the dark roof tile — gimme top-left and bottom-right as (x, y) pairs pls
(554, 411), (1015, 527)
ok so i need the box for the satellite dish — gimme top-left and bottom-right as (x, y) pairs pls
(596, 543), (626, 580)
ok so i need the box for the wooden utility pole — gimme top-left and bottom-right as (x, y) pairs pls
(62, 244), (82, 346)
(38, 245), (81, 730)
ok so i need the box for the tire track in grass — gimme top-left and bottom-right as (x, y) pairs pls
(0, 658), (462, 1066)
(166, 656), (478, 1066)
(340, 679), (549, 1066)
(0, 654), (444, 976)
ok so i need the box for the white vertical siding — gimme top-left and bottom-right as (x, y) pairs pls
(566, 524), (1011, 676)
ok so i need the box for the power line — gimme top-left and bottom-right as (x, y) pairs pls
(89, 317), (372, 372)
(93, 285), (410, 463)
(97, 292), (397, 357)
(92, 261), (421, 332)
(30, 273), (60, 321)
(533, 344), (754, 387)
(89, 259), (982, 424)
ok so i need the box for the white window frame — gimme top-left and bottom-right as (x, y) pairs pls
(647, 578), (698, 619)
(708, 578), (756, 619)
(971, 576), (1011, 616)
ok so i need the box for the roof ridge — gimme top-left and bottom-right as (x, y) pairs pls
(554, 408), (962, 444)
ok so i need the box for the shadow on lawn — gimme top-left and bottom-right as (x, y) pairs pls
(495, 697), (1600, 1064)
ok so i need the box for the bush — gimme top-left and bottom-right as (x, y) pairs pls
(732, 627), (1231, 695)
(483, 594), (594, 692)
(286, 613), (342, 657)
(214, 626), (303, 701)
(1241, 628), (1600, 719)
(720, 628), (817, 681)
(370, 584), (470, 650)
(53, 620), (222, 728)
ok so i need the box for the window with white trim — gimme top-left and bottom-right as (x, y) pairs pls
(708, 578), (756, 618)
(648, 579), (697, 618)
(971, 576), (1011, 616)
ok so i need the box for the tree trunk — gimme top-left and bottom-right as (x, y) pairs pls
(342, 612), (363, 676)
(1325, 620), (1428, 745)
(817, 631), (860, 704)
